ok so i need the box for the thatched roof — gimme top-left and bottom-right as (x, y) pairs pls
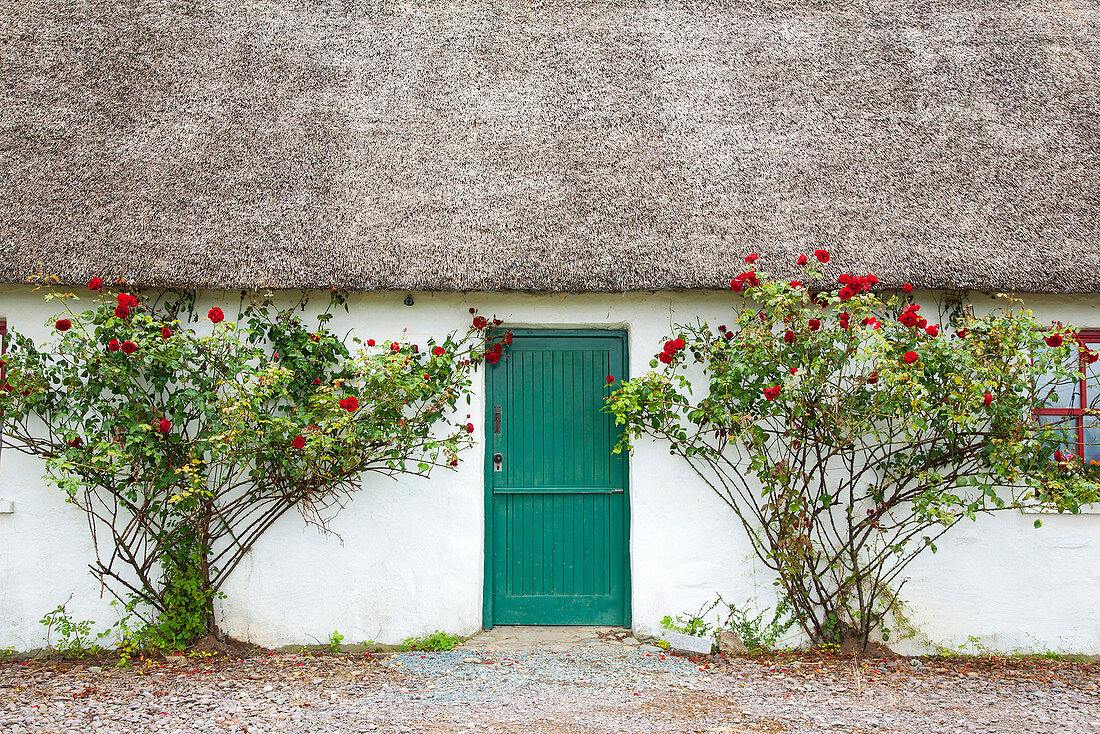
(1, 1), (1098, 293)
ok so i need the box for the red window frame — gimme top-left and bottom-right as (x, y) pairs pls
(1035, 329), (1100, 460)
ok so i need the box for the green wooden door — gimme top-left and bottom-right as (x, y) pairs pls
(483, 330), (630, 627)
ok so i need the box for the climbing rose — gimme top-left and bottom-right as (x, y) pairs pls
(789, 281), (802, 288)
(902, 284), (913, 293)
(903, 351), (919, 364)
(339, 396), (359, 412)
(473, 316), (488, 329)
(292, 435), (306, 450)
(745, 253), (758, 264)
(503, 332), (514, 345)
(1045, 333), (1063, 347)
(784, 330), (795, 343)
(55, 319), (71, 332)
(87, 277), (103, 291)
(862, 316), (880, 329)
(466, 422), (475, 433)
(67, 437), (82, 447)
(606, 375), (615, 384)
(925, 324), (940, 337)
(763, 385), (782, 401)
(808, 319), (821, 331)
(657, 352), (673, 364)
(107, 339), (120, 352)
(1085, 350), (1099, 365)
(866, 372), (879, 384)
(486, 352), (501, 364)
(432, 346), (446, 357)
(838, 288), (854, 301)
(797, 254), (808, 265)
(114, 304), (130, 319)
(673, 338), (685, 350)
(208, 307), (224, 323)
(814, 250), (829, 263)
(121, 341), (137, 355)
(115, 293), (138, 307)
(390, 341), (400, 352)
(158, 419), (171, 434)
(161, 326), (171, 339)
(983, 393), (993, 407)
(313, 378), (322, 385)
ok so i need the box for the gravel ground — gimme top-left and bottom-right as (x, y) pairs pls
(1, 649), (1097, 733)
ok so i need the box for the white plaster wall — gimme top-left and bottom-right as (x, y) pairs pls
(0, 286), (1098, 653)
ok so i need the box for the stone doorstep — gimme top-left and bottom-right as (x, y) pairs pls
(459, 626), (644, 652)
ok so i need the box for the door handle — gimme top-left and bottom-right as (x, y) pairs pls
(493, 453), (503, 472)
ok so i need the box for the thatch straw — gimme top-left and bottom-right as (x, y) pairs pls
(1, 1), (1097, 292)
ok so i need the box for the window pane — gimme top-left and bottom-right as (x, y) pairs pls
(1086, 348), (1100, 412)
(1085, 416), (1099, 465)
(1038, 413), (1077, 455)
(1036, 349), (1081, 409)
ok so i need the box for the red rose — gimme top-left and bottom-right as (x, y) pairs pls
(292, 435), (306, 449)
(1045, 333), (1063, 347)
(108, 339), (120, 352)
(313, 378), (322, 385)
(745, 253), (758, 264)
(925, 324), (939, 337)
(789, 367), (797, 375)
(121, 341), (137, 355)
(67, 436), (82, 448)
(503, 332), (514, 345)
(1084, 350), (1099, 365)
(469, 308), (477, 314)
(116, 293), (134, 306)
(725, 331), (734, 339)
(797, 254), (808, 266)
(983, 393), (993, 407)
(606, 375), (615, 384)
(473, 316), (488, 329)
(784, 330), (795, 343)
(339, 396), (359, 412)
(161, 326), (172, 339)
(208, 307), (224, 323)
(763, 385), (782, 401)
(466, 422), (475, 433)
(657, 352), (673, 364)
(673, 338), (685, 350)
(838, 312), (851, 330)
(866, 372), (879, 384)
(412, 344), (419, 353)
(367, 339), (376, 347)
(865, 274), (879, 285)
(663, 339), (677, 354)
(493, 318), (502, 326)
(114, 304), (130, 319)
(486, 352), (501, 364)
(88, 277), (103, 291)
(902, 284), (913, 293)
(838, 288), (854, 301)
(903, 351), (919, 364)
(862, 317), (879, 329)
(789, 281), (802, 289)
(310, 333), (320, 342)
(390, 342), (400, 352)
(432, 346), (446, 356)
(808, 319), (821, 331)
(55, 319), (71, 332)
(158, 419), (171, 434)
(814, 250), (829, 263)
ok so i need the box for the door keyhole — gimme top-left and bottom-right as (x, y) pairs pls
(493, 453), (503, 472)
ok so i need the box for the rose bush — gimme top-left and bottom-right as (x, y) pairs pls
(0, 285), (507, 647)
(606, 253), (1099, 651)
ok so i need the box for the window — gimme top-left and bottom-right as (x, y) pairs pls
(1035, 330), (1100, 463)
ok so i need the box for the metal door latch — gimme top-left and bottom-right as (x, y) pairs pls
(493, 453), (503, 472)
